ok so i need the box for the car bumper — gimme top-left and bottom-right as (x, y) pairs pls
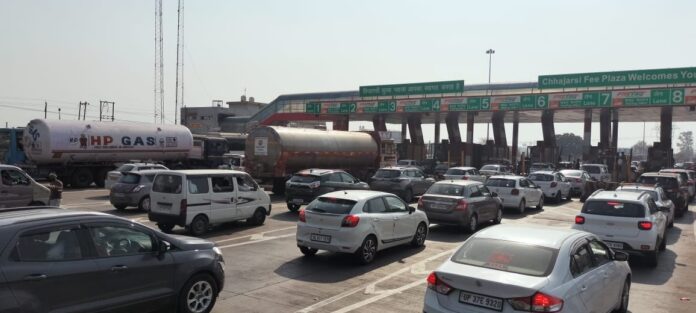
(498, 195), (522, 208)
(423, 210), (470, 226)
(285, 194), (318, 206)
(149, 211), (186, 227)
(109, 192), (141, 207)
(296, 224), (362, 254)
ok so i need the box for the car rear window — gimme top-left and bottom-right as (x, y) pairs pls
(582, 201), (646, 218)
(445, 169), (467, 176)
(306, 197), (357, 214)
(374, 169), (401, 178)
(528, 174), (553, 181)
(116, 164), (135, 172)
(152, 174), (182, 194)
(637, 176), (678, 189)
(290, 174), (320, 183)
(486, 178), (516, 188)
(582, 166), (600, 174)
(427, 183), (466, 197)
(119, 173), (141, 184)
(481, 165), (497, 171)
(451, 238), (557, 277)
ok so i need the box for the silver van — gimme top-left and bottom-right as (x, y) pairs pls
(0, 165), (50, 208)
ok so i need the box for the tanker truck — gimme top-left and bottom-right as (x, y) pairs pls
(245, 126), (396, 194)
(10, 119), (195, 187)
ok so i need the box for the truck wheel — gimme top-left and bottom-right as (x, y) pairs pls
(272, 179), (286, 195)
(71, 168), (94, 188)
(93, 168), (110, 188)
(158, 223), (174, 233)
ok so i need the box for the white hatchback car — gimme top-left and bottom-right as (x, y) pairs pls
(485, 176), (544, 213)
(423, 224), (631, 313)
(105, 163), (169, 189)
(296, 190), (429, 264)
(528, 171), (571, 203)
(573, 190), (668, 267)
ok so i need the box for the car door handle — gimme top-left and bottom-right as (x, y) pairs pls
(111, 265), (128, 272)
(23, 274), (47, 281)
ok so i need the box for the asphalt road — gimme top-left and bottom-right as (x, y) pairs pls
(61, 189), (696, 313)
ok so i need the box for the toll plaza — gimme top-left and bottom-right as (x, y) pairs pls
(248, 67), (696, 177)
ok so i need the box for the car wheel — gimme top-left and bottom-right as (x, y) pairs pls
(518, 199), (526, 214)
(299, 246), (318, 257)
(494, 206), (503, 224)
(466, 214), (478, 233)
(403, 188), (413, 203)
(555, 192), (562, 203)
(536, 196), (544, 210)
(659, 234), (667, 251)
(668, 218), (674, 228)
(355, 235), (377, 265)
(189, 215), (209, 236)
(157, 223), (174, 233)
(247, 208), (266, 226)
(287, 203), (301, 212)
(411, 222), (427, 247)
(114, 204), (127, 211)
(645, 239), (659, 267)
(179, 273), (218, 313)
(614, 278), (630, 313)
(138, 196), (151, 211)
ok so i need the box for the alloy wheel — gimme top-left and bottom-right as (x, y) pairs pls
(187, 280), (213, 313)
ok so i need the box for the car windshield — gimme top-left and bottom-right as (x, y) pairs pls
(451, 238), (557, 277)
(152, 174), (182, 194)
(290, 175), (320, 183)
(445, 169), (467, 176)
(481, 165), (498, 171)
(528, 174), (553, 181)
(116, 164), (135, 172)
(582, 166), (601, 174)
(374, 169), (401, 178)
(616, 188), (658, 200)
(306, 197), (357, 214)
(582, 201), (646, 218)
(486, 178), (516, 188)
(119, 173), (141, 184)
(427, 183), (467, 197)
(637, 176), (678, 189)
(561, 170), (583, 178)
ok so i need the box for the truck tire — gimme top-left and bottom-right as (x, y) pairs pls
(71, 168), (94, 188)
(93, 168), (110, 188)
(272, 179), (286, 195)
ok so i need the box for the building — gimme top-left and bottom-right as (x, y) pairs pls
(182, 96), (266, 134)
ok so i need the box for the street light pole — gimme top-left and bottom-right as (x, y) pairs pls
(486, 49), (495, 142)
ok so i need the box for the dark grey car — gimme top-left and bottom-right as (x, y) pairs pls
(285, 169), (370, 211)
(369, 167), (435, 202)
(418, 181), (503, 233)
(109, 170), (164, 211)
(0, 207), (225, 313)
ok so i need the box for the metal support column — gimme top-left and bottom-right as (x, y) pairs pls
(372, 114), (387, 132)
(599, 108), (611, 149)
(434, 113), (441, 145)
(660, 107), (673, 149)
(401, 120), (408, 140)
(541, 110), (556, 146)
(511, 111), (519, 168)
(583, 109), (592, 161)
(445, 113), (462, 143)
(491, 111), (507, 146)
(611, 109), (619, 152)
(407, 115), (424, 145)
(465, 112), (475, 166)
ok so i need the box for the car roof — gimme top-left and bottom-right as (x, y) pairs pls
(589, 190), (648, 202)
(124, 169), (167, 175)
(529, 171), (555, 175)
(488, 175), (524, 180)
(582, 164), (606, 167)
(660, 169), (690, 173)
(319, 190), (393, 201)
(641, 172), (679, 178)
(474, 224), (586, 249)
(434, 180), (483, 186)
(156, 169), (248, 176)
(0, 207), (114, 227)
(448, 166), (477, 170)
(0, 164), (22, 170)
(379, 166), (412, 171)
(123, 162), (161, 166)
(294, 168), (342, 176)
(617, 184), (660, 192)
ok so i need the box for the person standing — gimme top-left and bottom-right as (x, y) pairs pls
(47, 173), (63, 207)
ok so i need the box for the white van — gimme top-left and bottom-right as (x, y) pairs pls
(0, 165), (50, 208)
(148, 169), (271, 236)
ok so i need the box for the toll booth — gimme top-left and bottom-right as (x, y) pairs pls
(397, 140), (427, 161)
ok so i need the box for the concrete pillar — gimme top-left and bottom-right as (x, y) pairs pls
(660, 107), (673, 148)
(511, 111), (519, 167)
(434, 113), (441, 145)
(599, 108), (611, 149)
(401, 119), (407, 141)
(333, 115), (349, 131)
(407, 115), (424, 145)
(372, 114), (387, 132)
(446, 113), (462, 143)
(583, 109), (592, 159)
(611, 109), (619, 151)
(491, 111), (507, 146)
(541, 110), (556, 146)
(466, 112), (475, 166)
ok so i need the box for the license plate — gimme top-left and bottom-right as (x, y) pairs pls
(292, 198), (304, 204)
(430, 204), (447, 210)
(605, 241), (624, 250)
(459, 291), (503, 311)
(310, 233), (331, 243)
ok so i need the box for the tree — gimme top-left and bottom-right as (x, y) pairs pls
(631, 140), (649, 157)
(555, 133), (584, 161)
(676, 131), (694, 161)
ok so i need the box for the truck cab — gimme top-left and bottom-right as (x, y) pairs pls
(0, 128), (27, 165)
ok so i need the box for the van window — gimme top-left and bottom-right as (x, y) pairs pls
(235, 175), (257, 192)
(187, 176), (209, 194)
(211, 176), (235, 193)
(1, 169), (30, 186)
(153, 174), (182, 194)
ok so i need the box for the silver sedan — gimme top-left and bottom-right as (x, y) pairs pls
(423, 224), (631, 313)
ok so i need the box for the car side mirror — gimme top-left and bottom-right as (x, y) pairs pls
(408, 206), (416, 214)
(614, 251), (629, 262)
(158, 240), (171, 255)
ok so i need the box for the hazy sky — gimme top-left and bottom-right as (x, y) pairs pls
(2, 0), (695, 148)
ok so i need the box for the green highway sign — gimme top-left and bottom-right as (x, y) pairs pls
(539, 67), (696, 89)
(613, 88), (685, 106)
(549, 92), (612, 108)
(305, 102), (321, 114)
(326, 102), (357, 114)
(397, 99), (441, 112)
(443, 97), (490, 111)
(360, 80), (464, 97)
(492, 95), (548, 110)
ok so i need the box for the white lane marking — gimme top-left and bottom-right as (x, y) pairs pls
(62, 201), (111, 208)
(214, 226), (297, 244)
(130, 217), (149, 223)
(331, 280), (424, 313)
(217, 233), (295, 249)
(296, 247), (456, 313)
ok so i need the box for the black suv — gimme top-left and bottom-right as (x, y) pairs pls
(285, 169), (369, 211)
(637, 172), (689, 217)
(0, 207), (224, 313)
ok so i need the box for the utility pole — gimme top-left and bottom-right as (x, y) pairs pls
(78, 102), (89, 120)
(154, 0), (165, 124)
(174, 0), (185, 124)
(44, 101), (47, 119)
(99, 100), (115, 121)
(58, 108), (62, 120)
(485, 49), (495, 142)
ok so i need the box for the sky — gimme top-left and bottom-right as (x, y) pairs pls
(1, 0), (695, 148)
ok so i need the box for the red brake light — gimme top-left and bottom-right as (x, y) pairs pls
(455, 199), (468, 211)
(298, 209), (306, 223)
(638, 221), (653, 230)
(509, 292), (563, 312)
(417, 197), (424, 209)
(426, 272), (453, 295)
(179, 199), (187, 217)
(550, 182), (558, 188)
(575, 215), (585, 224)
(341, 215), (360, 227)
(511, 188), (520, 195)
(462, 176), (468, 180)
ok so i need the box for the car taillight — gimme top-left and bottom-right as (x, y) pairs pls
(131, 184), (145, 192)
(575, 215), (585, 224)
(455, 199), (468, 211)
(638, 221), (653, 230)
(341, 215), (360, 227)
(298, 209), (306, 222)
(179, 199), (187, 217)
(509, 292), (564, 312)
(426, 272), (453, 295)
(417, 197), (424, 209)
(550, 182), (557, 188)
(511, 188), (520, 195)
(308, 181), (321, 189)
(461, 176), (468, 180)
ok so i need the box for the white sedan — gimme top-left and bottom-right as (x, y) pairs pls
(528, 171), (571, 203)
(423, 224), (631, 313)
(296, 190), (429, 264)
